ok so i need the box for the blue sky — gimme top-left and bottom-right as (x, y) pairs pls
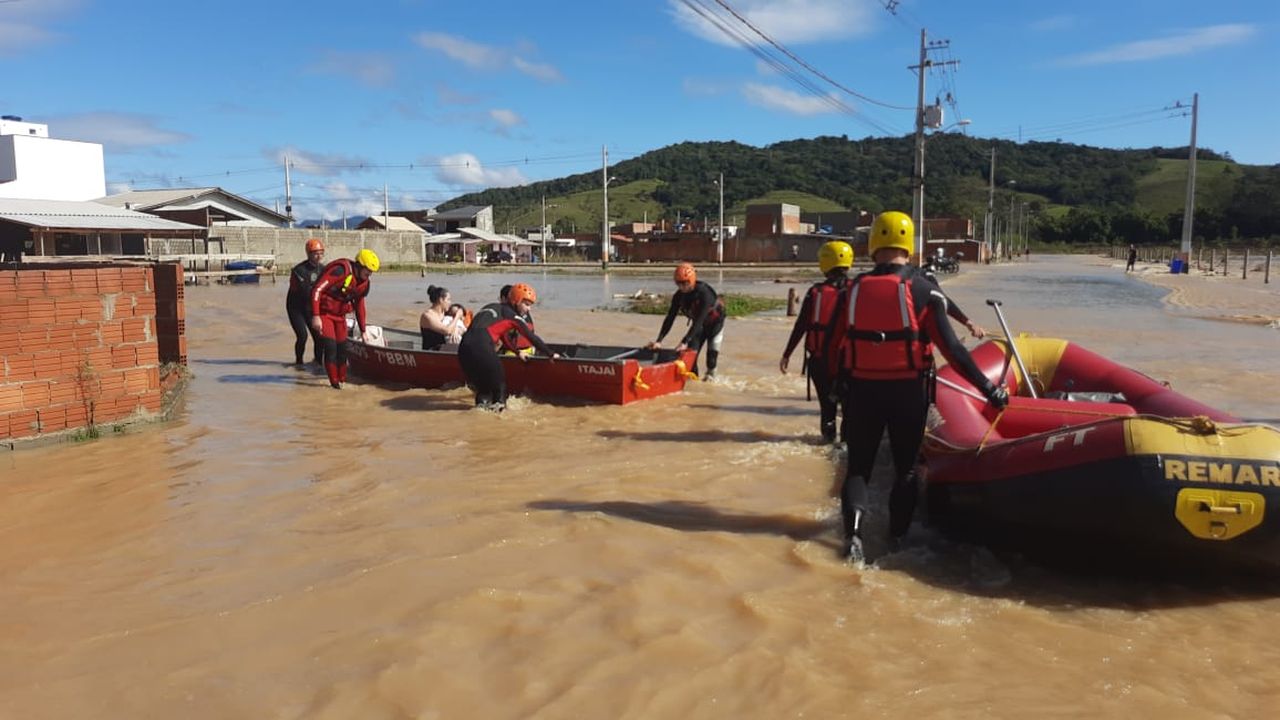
(2, 0), (1275, 221)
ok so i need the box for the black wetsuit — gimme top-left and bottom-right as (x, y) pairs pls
(286, 259), (325, 364)
(655, 280), (725, 376)
(457, 302), (554, 410)
(782, 272), (846, 442)
(827, 263), (1004, 556)
(421, 326), (447, 351)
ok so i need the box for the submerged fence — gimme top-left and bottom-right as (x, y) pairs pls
(1108, 245), (1273, 284)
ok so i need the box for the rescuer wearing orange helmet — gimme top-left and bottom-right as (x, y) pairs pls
(457, 282), (561, 410)
(825, 211), (1007, 563)
(310, 248), (380, 389)
(286, 238), (327, 366)
(780, 240), (853, 443)
(645, 262), (726, 380)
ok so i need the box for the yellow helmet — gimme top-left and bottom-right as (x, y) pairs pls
(355, 248), (380, 272)
(869, 211), (914, 258)
(817, 241), (854, 274)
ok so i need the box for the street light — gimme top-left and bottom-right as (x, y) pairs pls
(712, 172), (725, 264)
(1006, 180), (1017, 259)
(540, 194), (558, 264)
(911, 118), (970, 263)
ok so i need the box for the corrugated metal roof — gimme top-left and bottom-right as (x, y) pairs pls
(458, 226), (523, 244)
(432, 205), (490, 221)
(360, 215), (425, 232)
(97, 186), (289, 222)
(0, 198), (205, 232)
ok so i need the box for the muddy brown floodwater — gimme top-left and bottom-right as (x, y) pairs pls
(2, 255), (1278, 718)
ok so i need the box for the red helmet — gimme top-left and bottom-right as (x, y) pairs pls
(673, 262), (696, 285)
(509, 283), (537, 306)
(305, 238), (324, 253)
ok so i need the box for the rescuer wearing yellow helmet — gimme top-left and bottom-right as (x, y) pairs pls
(309, 248), (381, 388)
(824, 211), (1007, 563)
(780, 240), (854, 443)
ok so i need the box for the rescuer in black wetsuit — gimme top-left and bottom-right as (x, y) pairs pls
(285, 238), (326, 366)
(826, 211), (1008, 563)
(645, 262), (725, 380)
(457, 282), (560, 410)
(780, 241), (853, 443)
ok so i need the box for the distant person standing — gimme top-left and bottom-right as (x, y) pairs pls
(286, 238), (326, 367)
(1126, 245), (1138, 272)
(310, 249), (380, 389)
(780, 241), (853, 443)
(646, 263), (726, 380)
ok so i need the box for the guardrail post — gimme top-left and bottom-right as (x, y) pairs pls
(1267, 250), (1272, 285)
(1243, 248), (1249, 280)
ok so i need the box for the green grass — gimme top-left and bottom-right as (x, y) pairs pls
(1136, 158), (1237, 216)
(624, 292), (786, 317)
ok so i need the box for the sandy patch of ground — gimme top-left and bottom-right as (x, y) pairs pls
(1087, 255), (1280, 327)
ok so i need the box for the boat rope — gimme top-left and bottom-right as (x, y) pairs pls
(673, 359), (698, 381)
(632, 372), (651, 392)
(925, 413), (1269, 454)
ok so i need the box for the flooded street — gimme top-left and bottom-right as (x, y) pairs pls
(2, 255), (1279, 718)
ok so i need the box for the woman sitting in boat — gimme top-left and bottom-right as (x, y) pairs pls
(420, 285), (464, 350)
(457, 282), (560, 411)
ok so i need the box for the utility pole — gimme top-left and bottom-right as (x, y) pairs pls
(909, 29), (960, 264)
(601, 145), (609, 270)
(717, 171), (725, 264)
(541, 194), (548, 264)
(1179, 92), (1198, 273)
(284, 155), (294, 228)
(985, 147), (995, 263)
(383, 183), (389, 230)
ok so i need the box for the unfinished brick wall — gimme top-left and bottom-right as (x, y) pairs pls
(0, 263), (186, 442)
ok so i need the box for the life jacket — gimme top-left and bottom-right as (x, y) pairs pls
(803, 281), (841, 354)
(842, 271), (932, 380)
(316, 258), (370, 315)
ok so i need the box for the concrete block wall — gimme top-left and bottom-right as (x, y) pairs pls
(207, 227), (427, 267)
(0, 263), (179, 441)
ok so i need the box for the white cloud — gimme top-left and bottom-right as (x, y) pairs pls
(668, 0), (875, 46)
(742, 82), (836, 115)
(48, 112), (190, 152)
(489, 109), (524, 128)
(265, 146), (376, 177)
(682, 78), (729, 97)
(1057, 23), (1257, 66)
(434, 153), (528, 188)
(413, 31), (563, 82)
(0, 0), (82, 56)
(311, 50), (395, 87)
(512, 57), (563, 82)
(1031, 14), (1077, 32)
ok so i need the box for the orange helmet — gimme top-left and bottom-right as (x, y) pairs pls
(673, 262), (696, 285)
(305, 238), (324, 253)
(509, 282), (537, 306)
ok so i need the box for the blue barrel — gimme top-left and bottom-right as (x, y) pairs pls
(1169, 258), (1183, 274)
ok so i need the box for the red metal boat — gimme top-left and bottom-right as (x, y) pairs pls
(346, 326), (700, 405)
(924, 336), (1280, 572)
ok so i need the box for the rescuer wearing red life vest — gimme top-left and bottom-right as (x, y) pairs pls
(457, 282), (561, 411)
(827, 211), (1007, 563)
(645, 263), (726, 380)
(310, 248), (380, 389)
(780, 240), (853, 443)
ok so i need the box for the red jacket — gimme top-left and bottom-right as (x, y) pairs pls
(311, 259), (370, 330)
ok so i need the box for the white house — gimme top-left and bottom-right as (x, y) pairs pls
(0, 115), (106, 201)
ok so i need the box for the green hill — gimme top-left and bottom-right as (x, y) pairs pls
(444, 136), (1278, 244)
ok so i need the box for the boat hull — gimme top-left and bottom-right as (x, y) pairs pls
(345, 327), (699, 405)
(924, 338), (1280, 573)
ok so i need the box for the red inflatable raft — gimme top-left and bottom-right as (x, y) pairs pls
(924, 336), (1280, 572)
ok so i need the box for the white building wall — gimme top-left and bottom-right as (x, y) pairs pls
(0, 134), (106, 201)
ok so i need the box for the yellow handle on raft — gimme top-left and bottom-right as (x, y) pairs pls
(674, 359), (698, 381)
(632, 373), (650, 392)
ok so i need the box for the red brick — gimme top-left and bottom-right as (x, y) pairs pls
(0, 412), (9, 439)
(0, 328), (18, 353)
(21, 381), (50, 408)
(19, 328), (48, 353)
(0, 302), (28, 324)
(37, 406), (67, 433)
(43, 269), (72, 286)
(97, 269), (123, 293)
(71, 269), (99, 293)
(17, 275), (46, 299)
(121, 269), (147, 292)
(48, 380), (80, 405)
(0, 270), (16, 297)
(64, 403), (89, 427)
(47, 326), (75, 351)
(73, 325), (99, 349)
(7, 410), (38, 438)
(135, 343), (160, 366)
(140, 392), (162, 413)
(55, 299), (84, 323)
(123, 367), (152, 393)
(32, 352), (63, 380)
(4, 354), (34, 382)
(79, 298), (103, 322)
(113, 294), (134, 319)
(122, 318), (149, 343)
(99, 321), (124, 345)
(80, 348), (113, 374)
(60, 353), (88, 377)
(0, 384), (22, 413)
(26, 297), (56, 324)
(111, 346), (136, 369)
(133, 294), (156, 317)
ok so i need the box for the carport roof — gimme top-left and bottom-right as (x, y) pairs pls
(0, 198), (205, 232)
